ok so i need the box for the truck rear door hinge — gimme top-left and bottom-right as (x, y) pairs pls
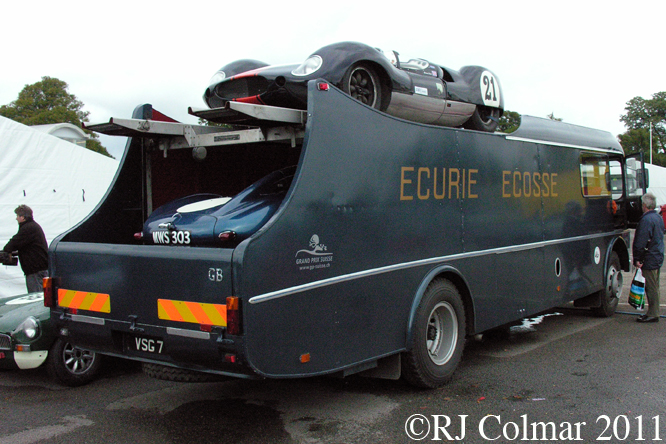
(128, 315), (145, 333)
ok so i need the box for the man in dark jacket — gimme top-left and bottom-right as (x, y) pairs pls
(632, 192), (665, 323)
(2, 205), (48, 292)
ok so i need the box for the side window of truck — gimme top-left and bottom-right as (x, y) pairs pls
(579, 155), (611, 197)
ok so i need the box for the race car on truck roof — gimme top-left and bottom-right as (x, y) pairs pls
(203, 41), (504, 132)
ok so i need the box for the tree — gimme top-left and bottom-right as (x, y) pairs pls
(618, 128), (666, 166)
(497, 111), (565, 134)
(0, 76), (112, 157)
(497, 110), (521, 133)
(619, 92), (666, 166)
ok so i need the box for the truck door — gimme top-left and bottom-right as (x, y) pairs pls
(623, 152), (649, 227)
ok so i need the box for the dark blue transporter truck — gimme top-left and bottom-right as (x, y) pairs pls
(46, 81), (646, 388)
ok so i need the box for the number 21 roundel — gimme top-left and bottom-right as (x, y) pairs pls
(479, 71), (500, 107)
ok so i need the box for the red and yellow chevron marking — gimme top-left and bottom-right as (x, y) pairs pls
(58, 289), (111, 313)
(157, 299), (227, 326)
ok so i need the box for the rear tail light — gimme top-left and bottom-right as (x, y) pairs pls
(43, 277), (59, 308)
(218, 231), (236, 242)
(226, 296), (242, 335)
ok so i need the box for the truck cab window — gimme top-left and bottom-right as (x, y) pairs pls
(580, 156), (611, 197)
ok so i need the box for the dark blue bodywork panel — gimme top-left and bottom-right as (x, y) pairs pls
(49, 81), (628, 379)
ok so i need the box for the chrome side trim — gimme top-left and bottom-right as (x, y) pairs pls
(249, 231), (623, 305)
(505, 135), (618, 154)
(166, 327), (210, 340)
(71, 314), (106, 325)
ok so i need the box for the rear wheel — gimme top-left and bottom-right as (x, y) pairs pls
(402, 279), (466, 388)
(463, 106), (500, 132)
(341, 63), (383, 110)
(46, 338), (102, 387)
(592, 252), (622, 317)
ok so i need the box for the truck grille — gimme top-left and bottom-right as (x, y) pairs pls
(0, 333), (11, 350)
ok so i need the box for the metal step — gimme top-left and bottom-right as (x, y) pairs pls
(188, 101), (307, 126)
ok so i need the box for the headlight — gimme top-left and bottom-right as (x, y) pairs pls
(208, 71), (226, 87)
(15, 316), (41, 340)
(291, 55), (323, 77)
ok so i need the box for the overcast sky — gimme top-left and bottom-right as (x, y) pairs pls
(2, 1), (664, 159)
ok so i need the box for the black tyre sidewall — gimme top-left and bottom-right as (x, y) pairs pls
(341, 63), (383, 110)
(464, 106), (499, 132)
(46, 337), (102, 387)
(592, 252), (621, 317)
(403, 279), (466, 388)
(142, 362), (227, 383)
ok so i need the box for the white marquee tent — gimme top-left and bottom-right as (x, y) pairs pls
(0, 116), (119, 297)
(646, 163), (666, 208)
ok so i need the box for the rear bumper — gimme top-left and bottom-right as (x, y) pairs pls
(53, 310), (256, 379)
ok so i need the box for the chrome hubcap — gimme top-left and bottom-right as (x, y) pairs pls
(426, 302), (458, 366)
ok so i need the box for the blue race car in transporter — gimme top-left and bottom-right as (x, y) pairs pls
(140, 166), (296, 247)
(203, 41), (504, 132)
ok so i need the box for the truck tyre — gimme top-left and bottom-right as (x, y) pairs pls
(402, 279), (466, 388)
(142, 362), (227, 383)
(46, 338), (102, 387)
(592, 252), (622, 317)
